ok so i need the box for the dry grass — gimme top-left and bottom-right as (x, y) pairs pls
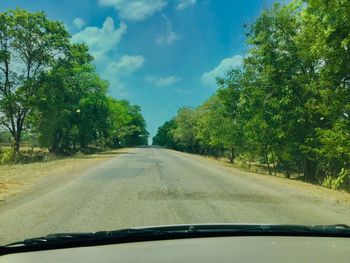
(0, 149), (128, 203)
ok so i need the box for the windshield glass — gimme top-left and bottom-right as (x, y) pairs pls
(0, 0), (350, 246)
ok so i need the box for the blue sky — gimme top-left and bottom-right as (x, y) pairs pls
(0, 0), (277, 139)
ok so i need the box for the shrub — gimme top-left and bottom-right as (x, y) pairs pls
(322, 169), (350, 191)
(0, 148), (16, 165)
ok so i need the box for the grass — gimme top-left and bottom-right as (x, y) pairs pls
(203, 155), (289, 178)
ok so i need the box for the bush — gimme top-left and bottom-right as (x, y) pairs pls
(322, 169), (350, 191)
(0, 148), (16, 165)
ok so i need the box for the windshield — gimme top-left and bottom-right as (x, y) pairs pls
(0, 0), (350, 246)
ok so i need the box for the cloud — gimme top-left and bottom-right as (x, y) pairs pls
(146, 75), (181, 87)
(173, 88), (194, 94)
(71, 17), (144, 98)
(107, 55), (145, 75)
(176, 0), (196, 10)
(201, 55), (243, 86)
(73, 17), (85, 29)
(99, 0), (166, 21)
(101, 55), (145, 99)
(155, 15), (179, 45)
(155, 31), (178, 45)
(71, 17), (127, 61)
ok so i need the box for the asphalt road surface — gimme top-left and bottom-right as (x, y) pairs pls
(1, 147), (350, 244)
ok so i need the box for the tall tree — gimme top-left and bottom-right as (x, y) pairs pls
(302, 0), (350, 182)
(32, 44), (110, 154)
(0, 9), (69, 154)
(152, 119), (178, 149)
(173, 107), (199, 153)
(107, 99), (149, 148)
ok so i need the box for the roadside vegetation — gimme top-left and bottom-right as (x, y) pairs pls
(0, 9), (149, 164)
(153, 0), (350, 191)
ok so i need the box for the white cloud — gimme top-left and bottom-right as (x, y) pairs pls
(101, 55), (145, 99)
(155, 15), (179, 45)
(201, 55), (243, 86)
(73, 17), (85, 29)
(71, 17), (144, 98)
(71, 17), (127, 61)
(155, 31), (178, 45)
(176, 0), (196, 10)
(101, 55), (145, 98)
(99, 0), (166, 21)
(107, 55), (145, 75)
(146, 75), (181, 87)
(173, 88), (194, 94)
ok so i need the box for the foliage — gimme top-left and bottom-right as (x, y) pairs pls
(322, 169), (350, 191)
(0, 148), (15, 164)
(106, 98), (149, 148)
(0, 130), (11, 144)
(153, 0), (350, 190)
(152, 119), (178, 149)
(173, 107), (200, 153)
(0, 9), (69, 154)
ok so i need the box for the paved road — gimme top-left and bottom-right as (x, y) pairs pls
(1, 147), (350, 244)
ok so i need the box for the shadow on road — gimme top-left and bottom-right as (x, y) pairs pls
(75, 151), (137, 159)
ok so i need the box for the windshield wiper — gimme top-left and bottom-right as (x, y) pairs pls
(3, 228), (166, 247)
(2, 224), (350, 255)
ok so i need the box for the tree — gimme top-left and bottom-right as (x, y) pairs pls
(215, 69), (245, 162)
(0, 9), (69, 154)
(173, 107), (200, 153)
(107, 99), (149, 148)
(152, 119), (178, 149)
(301, 0), (350, 183)
(242, 1), (325, 179)
(31, 43), (111, 153)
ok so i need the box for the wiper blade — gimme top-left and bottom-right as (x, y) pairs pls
(153, 224), (350, 235)
(2, 224), (350, 254)
(4, 228), (165, 247)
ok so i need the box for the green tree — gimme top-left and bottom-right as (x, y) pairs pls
(302, 0), (350, 182)
(106, 99), (149, 148)
(152, 119), (178, 149)
(32, 44), (110, 154)
(242, 1), (324, 179)
(0, 9), (69, 154)
(172, 107), (200, 153)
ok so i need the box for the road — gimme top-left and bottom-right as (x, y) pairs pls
(1, 147), (350, 244)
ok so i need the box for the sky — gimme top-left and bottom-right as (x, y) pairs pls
(0, 0), (277, 140)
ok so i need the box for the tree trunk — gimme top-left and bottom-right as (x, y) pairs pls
(304, 158), (317, 183)
(264, 145), (272, 175)
(271, 151), (277, 176)
(229, 146), (235, 163)
(275, 151), (290, 178)
(13, 113), (26, 156)
(265, 151), (272, 175)
(14, 140), (20, 155)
